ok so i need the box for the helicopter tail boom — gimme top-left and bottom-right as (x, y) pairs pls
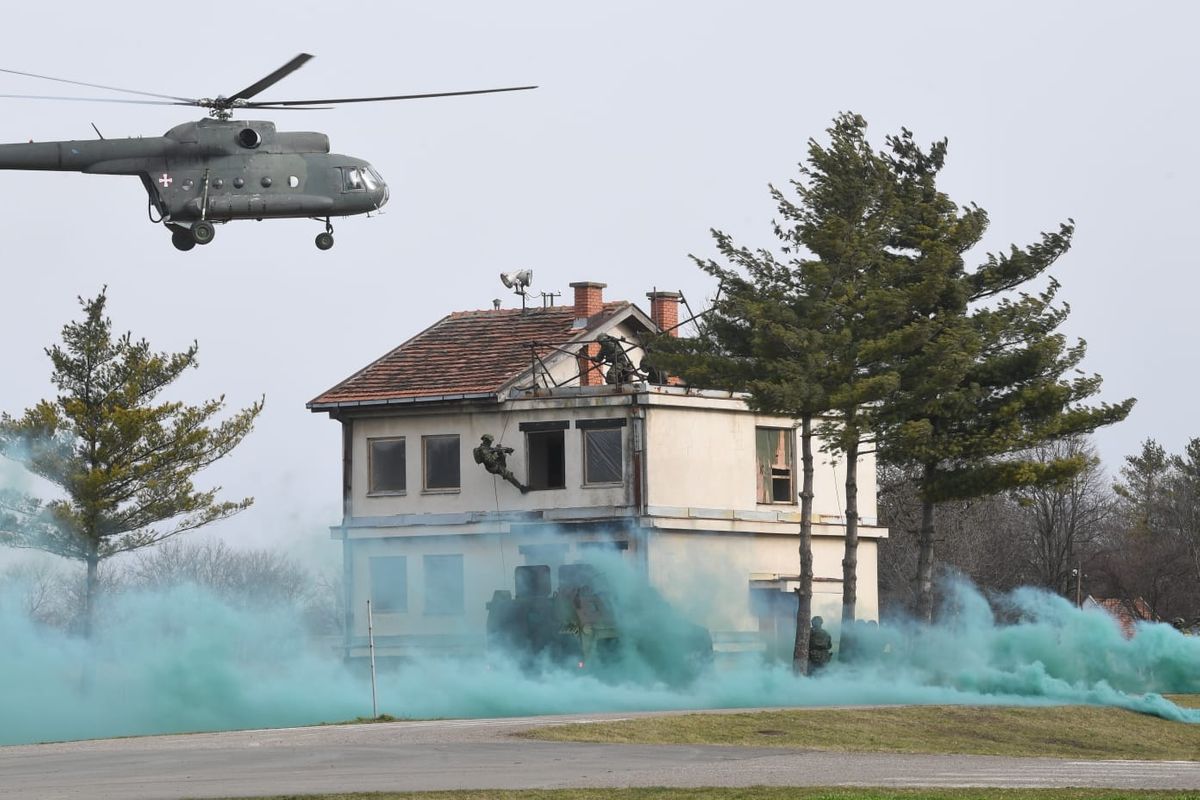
(0, 137), (169, 172)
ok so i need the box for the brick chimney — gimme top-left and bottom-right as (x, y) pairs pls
(570, 281), (606, 324)
(647, 290), (681, 336)
(570, 281), (606, 386)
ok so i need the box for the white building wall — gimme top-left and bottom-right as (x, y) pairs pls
(645, 531), (880, 632)
(349, 533), (515, 641)
(351, 405), (633, 518)
(643, 402), (878, 522)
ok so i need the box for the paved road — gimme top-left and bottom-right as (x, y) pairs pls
(2, 711), (1198, 799)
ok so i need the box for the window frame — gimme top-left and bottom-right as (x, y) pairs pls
(368, 555), (408, 613)
(581, 426), (624, 486)
(367, 436), (407, 496)
(421, 434), (461, 493)
(422, 553), (465, 616)
(520, 420), (569, 491)
(755, 426), (797, 505)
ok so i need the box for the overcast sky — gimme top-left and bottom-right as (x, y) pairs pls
(1, 1), (1194, 552)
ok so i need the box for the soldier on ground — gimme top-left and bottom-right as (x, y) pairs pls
(808, 615), (832, 672)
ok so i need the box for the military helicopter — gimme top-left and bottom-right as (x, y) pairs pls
(0, 55), (534, 251)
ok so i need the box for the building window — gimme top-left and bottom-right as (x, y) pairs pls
(424, 554), (464, 615)
(369, 556), (407, 612)
(583, 428), (623, 485)
(756, 427), (794, 504)
(526, 430), (566, 490)
(368, 437), (406, 494)
(423, 435), (460, 491)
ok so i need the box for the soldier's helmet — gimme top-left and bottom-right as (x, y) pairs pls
(481, 434), (494, 444)
(1174, 617), (1187, 629)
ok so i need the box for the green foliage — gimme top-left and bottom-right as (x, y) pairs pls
(655, 112), (1132, 625)
(0, 289), (262, 566)
(874, 133), (1133, 503)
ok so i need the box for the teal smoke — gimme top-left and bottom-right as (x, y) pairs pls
(0, 575), (1197, 746)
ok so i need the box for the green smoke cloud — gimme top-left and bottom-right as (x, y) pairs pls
(0, 562), (1196, 746)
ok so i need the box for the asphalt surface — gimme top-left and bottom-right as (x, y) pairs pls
(1, 711), (1198, 799)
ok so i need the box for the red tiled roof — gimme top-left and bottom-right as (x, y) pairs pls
(310, 302), (629, 408)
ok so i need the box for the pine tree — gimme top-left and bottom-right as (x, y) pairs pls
(0, 289), (263, 635)
(877, 132), (1134, 622)
(651, 112), (906, 668)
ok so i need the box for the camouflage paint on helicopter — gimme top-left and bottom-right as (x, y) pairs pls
(0, 54), (534, 250)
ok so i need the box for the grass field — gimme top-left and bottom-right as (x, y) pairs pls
(524, 703), (1200, 760)
(218, 789), (1200, 799)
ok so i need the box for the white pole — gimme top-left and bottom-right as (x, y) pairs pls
(367, 599), (378, 719)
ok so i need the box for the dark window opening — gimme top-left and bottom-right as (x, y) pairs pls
(583, 428), (623, 484)
(527, 430), (565, 490)
(424, 554), (464, 615)
(423, 435), (460, 491)
(756, 427), (794, 504)
(369, 556), (407, 612)
(368, 438), (406, 493)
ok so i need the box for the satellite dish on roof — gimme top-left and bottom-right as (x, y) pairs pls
(500, 269), (533, 294)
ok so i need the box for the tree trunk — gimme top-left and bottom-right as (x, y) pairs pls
(841, 434), (860, 624)
(83, 542), (99, 640)
(792, 416), (814, 675)
(916, 465), (937, 623)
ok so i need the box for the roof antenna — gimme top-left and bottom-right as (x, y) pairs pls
(500, 269), (533, 313)
(90, 122), (104, 140)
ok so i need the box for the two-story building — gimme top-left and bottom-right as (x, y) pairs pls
(308, 280), (886, 660)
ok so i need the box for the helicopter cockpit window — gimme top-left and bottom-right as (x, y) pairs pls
(343, 167), (364, 192)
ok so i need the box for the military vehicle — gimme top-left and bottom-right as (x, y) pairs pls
(485, 562), (713, 685)
(0, 55), (534, 250)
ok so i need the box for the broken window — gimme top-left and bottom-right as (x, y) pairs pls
(368, 437), (406, 494)
(583, 427), (623, 485)
(424, 554), (464, 615)
(526, 430), (566, 490)
(369, 556), (407, 612)
(755, 427), (794, 504)
(423, 435), (460, 491)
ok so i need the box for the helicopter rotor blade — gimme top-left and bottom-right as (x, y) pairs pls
(226, 53), (314, 102)
(0, 67), (198, 103)
(243, 105), (334, 111)
(0, 93), (194, 107)
(242, 85), (538, 107)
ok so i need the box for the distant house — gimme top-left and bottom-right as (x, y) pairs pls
(1083, 595), (1156, 638)
(308, 280), (887, 659)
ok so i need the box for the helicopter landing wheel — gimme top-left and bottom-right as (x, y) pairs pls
(315, 231), (335, 251)
(191, 221), (215, 245)
(171, 230), (196, 251)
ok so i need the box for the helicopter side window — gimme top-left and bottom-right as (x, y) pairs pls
(343, 167), (364, 192)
